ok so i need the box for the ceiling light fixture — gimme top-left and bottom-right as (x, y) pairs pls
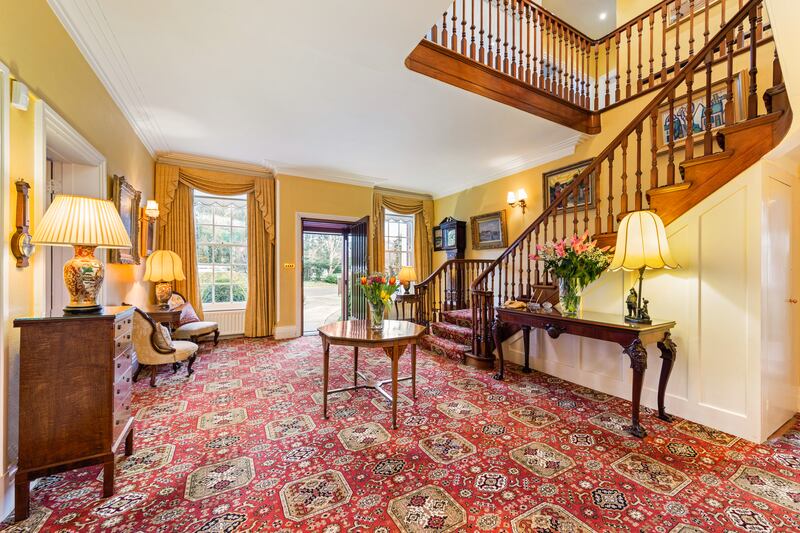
(599, 12), (608, 20)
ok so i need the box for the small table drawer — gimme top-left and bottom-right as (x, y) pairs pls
(114, 330), (132, 357)
(114, 349), (133, 382)
(115, 316), (133, 337)
(114, 368), (132, 408)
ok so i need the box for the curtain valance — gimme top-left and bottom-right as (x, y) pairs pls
(371, 191), (434, 280)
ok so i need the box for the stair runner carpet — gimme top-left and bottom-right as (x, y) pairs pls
(419, 309), (473, 362)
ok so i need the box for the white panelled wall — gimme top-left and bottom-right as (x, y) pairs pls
(500, 158), (799, 443)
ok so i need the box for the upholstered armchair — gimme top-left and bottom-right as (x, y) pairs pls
(131, 308), (199, 387)
(169, 292), (220, 345)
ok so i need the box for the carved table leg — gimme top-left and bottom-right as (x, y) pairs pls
(322, 336), (330, 420)
(656, 331), (677, 422)
(492, 318), (505, 380)
(353, 346), (359, 386)
(623, 338), (648, 438)
(411, 343), (417, 399)
(521, 325), (532, 373)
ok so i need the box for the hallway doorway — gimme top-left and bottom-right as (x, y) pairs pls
(300, 217), (369, 334)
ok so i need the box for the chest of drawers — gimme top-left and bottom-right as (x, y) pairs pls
(13, 306), (135, 521)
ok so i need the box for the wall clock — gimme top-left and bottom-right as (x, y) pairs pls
(11, 180), (34, 267)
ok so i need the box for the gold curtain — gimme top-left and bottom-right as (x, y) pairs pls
(371, 191), (433, 280)
(155, 163), (276, 336)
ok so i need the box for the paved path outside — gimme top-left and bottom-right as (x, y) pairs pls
(303, 281), (342, 333)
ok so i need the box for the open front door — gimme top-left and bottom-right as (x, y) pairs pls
(344, 216), (369, 319)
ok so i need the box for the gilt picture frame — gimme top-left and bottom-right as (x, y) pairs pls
(140, 208), (157, 258)
(470, 210), (508, 250)
(109, 174), (141, 265)
(656, 70), (746, 152)
(542, 159), (595, 212)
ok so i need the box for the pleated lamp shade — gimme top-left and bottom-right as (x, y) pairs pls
(32, 195), (132, 249)
(609, 211), (679, 271)
(144, 250), (186, 282)
(398, 266), (417, 283)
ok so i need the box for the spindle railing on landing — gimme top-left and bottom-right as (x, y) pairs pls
(467, 0), (781, 359)
(425, 0), (771, 112)
(414, 259), (493, 327)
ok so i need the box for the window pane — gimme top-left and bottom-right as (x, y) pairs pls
(231, 206), (246, 227)
(196, 225), (213, 243)
(213, 246), (231, 264)
(214, 226), (232, 243)
(214, 266), (231, 283)
(197, 245), (213, 264)
(196, 205), (213, 225)
(214, 206), (231, 226)
(198, 266), (214, 285)
(230, 226), (246, 244)
(232, 265), (247, 285)
(201, 284), (213, 303)
(214, 284), (231, 303)
(231, 247), (247, 265)
(232, 284), (247, 302)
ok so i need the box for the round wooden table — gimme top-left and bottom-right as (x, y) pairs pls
(318, 319), (426, 429)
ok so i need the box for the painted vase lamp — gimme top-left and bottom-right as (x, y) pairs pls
(31, 195), (132, 313)
(144, 250), (186, 308)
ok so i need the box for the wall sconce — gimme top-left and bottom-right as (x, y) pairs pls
(507, 188), (528, 214)
(144, 200), (160, 221)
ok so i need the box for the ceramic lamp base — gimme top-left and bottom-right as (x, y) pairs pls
(154, 281), (174, 309)
(63, 245), (104, 314)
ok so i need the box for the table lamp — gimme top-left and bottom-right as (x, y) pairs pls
(32, 195), (132, 314)
(609, 211), (678, 324)
(398, 266), (417, 293)
(144, 250), (186, 308)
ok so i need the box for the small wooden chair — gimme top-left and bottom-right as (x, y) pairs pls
(131, 308), (198, 387)
(169, 292), (220, 345)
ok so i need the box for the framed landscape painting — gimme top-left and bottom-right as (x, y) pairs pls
(470, 210), (508, 250)
(109, 174), (141, 265)
(657, 70), (746, 152)
(542, 159), (594, 212)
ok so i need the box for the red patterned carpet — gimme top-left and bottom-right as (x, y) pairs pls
(5, 336), (800, 532)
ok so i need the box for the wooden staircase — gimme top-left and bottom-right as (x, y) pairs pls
(411, 0), (791, 369)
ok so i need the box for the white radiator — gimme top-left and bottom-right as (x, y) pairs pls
(203, 310), (245, 336)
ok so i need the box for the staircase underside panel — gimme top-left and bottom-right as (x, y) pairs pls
(406, 40), (601, 135)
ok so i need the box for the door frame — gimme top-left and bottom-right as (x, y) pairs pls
(295, 212), (360, 337)
(33, 101), (107, 315)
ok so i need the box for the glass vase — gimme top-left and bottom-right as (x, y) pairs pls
(558, 277), (582, 316)
(368, 300), (386, 331)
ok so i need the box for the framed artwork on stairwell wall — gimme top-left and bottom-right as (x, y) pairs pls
(470, 210), (508, 250)
(542, 159), (595, 213)
(109, 174), (142, 265)
(656, 70), (747, 153)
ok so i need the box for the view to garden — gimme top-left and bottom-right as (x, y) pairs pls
(302, 232), (343, 333)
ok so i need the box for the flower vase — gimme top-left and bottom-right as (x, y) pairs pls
(558, 277), (582, 316)
(368, 300), (386, 331)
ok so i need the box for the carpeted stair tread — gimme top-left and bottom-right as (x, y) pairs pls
(441, 308), (473, 328)
(419, 334), (470, 362)
(431, 321), (472, 346)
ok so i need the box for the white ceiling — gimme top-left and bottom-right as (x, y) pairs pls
(541, 0), (618, 39)
(49, 0), (584, 197)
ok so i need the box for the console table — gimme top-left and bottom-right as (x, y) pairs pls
(318, 319), (426, 429)
(492, 307), (677, 438)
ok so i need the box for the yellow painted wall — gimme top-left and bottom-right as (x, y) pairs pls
(276, 174), (373, 333)
(0, 0), (155, 508)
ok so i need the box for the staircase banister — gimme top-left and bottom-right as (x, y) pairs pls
(519, 1), (596, 44)
(470, 0), (762, 294)
(593, 0), (672, 43)
(416, 258), (493, 288)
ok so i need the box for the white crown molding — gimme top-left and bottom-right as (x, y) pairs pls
(43, 103), (105, 165)
(432, 133), (586, 199)
(271, 162), (385, 190)
(157, 152), (275, 178)
(48, 0), (167, 157)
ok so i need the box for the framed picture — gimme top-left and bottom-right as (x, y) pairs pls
(444, 227), (457, 248)
(542, 159), (594, 212)
(109, 174), (141, 265)
(140, 208), (157, 258)
(470, 210), (508, 250)
(656, 70), (746, 152)
(667, 0), (721, 29)
(433, 227), (444, 251)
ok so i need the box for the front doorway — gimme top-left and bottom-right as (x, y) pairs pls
(300, 217), (369, 334)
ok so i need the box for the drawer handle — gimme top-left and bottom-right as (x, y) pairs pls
(116, 388), (120, 394)
(544, 324), (565, 339)
(126, 334), (131, 340)
(116, 362), (121, 369)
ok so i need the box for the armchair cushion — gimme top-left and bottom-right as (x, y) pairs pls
(173, 320), (218, 339)
(175, 302), (200, 327)
(153, 324), (172, 351)
(172, 340), (200, 361)
(133, 309), (199, 366)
